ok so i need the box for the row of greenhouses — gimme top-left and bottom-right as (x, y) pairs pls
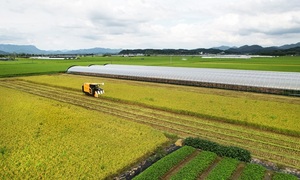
(67, 64), (300, 95)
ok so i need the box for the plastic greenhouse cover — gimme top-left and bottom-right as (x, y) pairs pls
(67, 64), (300, 90)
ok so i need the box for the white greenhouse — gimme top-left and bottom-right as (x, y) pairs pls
(67, 64), (300, 95)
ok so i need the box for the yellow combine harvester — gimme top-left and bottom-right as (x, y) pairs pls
(82, 83), (104, 97)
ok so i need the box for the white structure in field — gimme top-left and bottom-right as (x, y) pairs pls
(67, 64), (300, 91)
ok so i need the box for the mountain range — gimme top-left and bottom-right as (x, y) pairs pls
(0, 44), (121, 55)
(213, 42), (300, 51)
(119, 42), (300, 56)
(0, 42), (300, 55)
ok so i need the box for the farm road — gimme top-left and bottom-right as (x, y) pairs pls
(1, 79), (300, 170)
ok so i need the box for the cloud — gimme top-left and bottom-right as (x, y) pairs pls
(225, 11), (300, 42)
(1, 0), (300, 49)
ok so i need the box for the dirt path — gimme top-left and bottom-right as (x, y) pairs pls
(230, 162), (246, 180)
(161, 150), (200, 180)
(1, 79), (300, 170)
(264, 170), (273, 180)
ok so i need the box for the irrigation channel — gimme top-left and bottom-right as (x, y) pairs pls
(1, 79), (300, 170)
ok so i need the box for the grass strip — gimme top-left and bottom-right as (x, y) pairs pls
(205, 157), (239, 180)
(170, 151), (217, 180)
(238, 163), (266, 180)
(133, 146), (195, 180)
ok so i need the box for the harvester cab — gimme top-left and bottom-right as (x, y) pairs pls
(82, 83), (104, 97)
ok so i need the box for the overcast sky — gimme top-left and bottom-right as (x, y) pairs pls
(1, 0), (300, 50)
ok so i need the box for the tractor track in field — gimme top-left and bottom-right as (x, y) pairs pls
(1, 79), (300, 169)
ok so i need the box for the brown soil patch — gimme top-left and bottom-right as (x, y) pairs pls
(230, 162), (246, 180)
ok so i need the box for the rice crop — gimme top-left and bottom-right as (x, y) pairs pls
(3, 77), (300, 169)
(19, 74), (300, 135)
(0, 86), (167, 179)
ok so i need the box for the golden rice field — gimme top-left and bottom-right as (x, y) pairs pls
(1, 74), (300, 170)
(20, 74), (300, 136)
(0, 86), (168, 179)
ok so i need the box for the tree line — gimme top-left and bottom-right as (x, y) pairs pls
(119, 47), (300, 56)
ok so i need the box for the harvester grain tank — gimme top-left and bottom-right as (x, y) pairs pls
(82, 83), (104, 97)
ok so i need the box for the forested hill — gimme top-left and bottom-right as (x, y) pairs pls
(120, 43), (300, 56)
(119, 48), (222, 55)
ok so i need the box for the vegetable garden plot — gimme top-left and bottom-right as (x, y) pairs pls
(132, 146), (299, 180)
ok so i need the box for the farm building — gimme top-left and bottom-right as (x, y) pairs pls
(67, 64), (300, 95)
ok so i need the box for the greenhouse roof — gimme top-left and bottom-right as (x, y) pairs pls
(67, 64), (300, 91)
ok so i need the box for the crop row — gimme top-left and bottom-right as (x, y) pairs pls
(1, 79), (300, 169)
(272, 172), (299, 180)
(238, 163), (266, 180)
(133, 146), (196, 180)
(170, 151), (217, 180)
(205, 157), (239, 180)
